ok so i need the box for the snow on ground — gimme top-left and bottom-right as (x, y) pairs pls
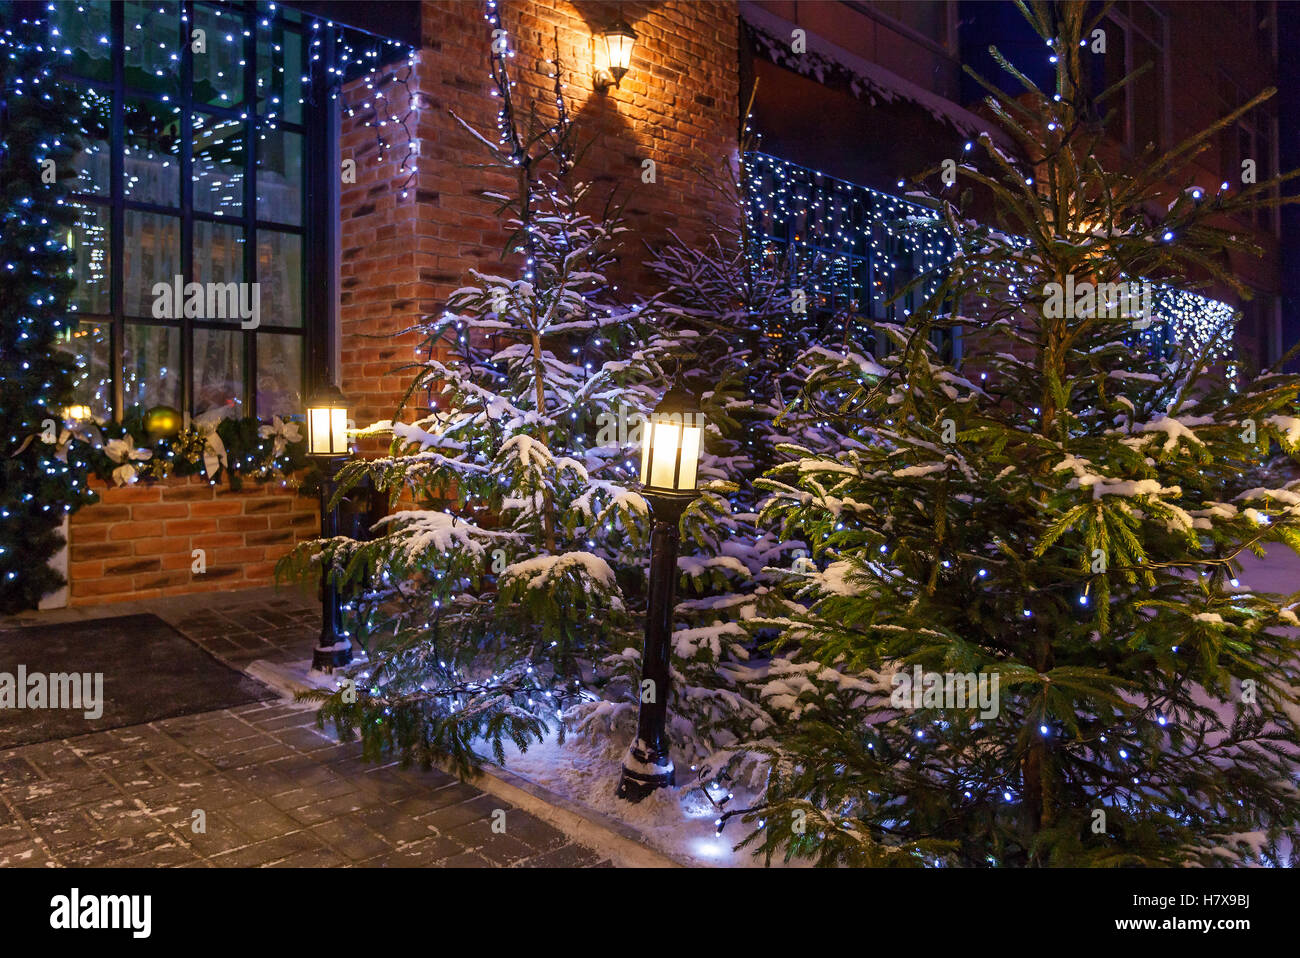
(491, 728), (793, 867)
(1229, 543), (1300, 864)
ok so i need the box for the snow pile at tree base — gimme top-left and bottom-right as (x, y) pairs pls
(489, 727), (795, 867)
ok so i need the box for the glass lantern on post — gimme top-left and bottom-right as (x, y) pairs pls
(616, 384), (705, 802)
(305, 384), (353, 671)
(306, 385), (349, 459)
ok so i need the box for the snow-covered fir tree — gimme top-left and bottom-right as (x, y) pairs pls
(728, 1), (1300, 866)
(281, 23), (668, 774)
(572, 138), (789, 769)
(282, 15), (773, 780)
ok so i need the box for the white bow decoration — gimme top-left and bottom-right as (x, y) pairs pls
(258, 416), (302, 458)
(193, 408), (231, 480)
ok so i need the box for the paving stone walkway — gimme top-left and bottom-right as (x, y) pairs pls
(0, 588), (610, 867)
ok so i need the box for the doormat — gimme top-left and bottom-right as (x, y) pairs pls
(0, 613), (274, 748)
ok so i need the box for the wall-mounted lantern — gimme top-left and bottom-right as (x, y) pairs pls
(594, 20), (637, 92)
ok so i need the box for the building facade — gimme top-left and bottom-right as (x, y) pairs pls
(35, 0), (1291, 606)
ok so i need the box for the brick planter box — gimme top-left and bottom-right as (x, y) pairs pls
(67, 475), (319, 606)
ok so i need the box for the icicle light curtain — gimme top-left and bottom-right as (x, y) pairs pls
(744, 152), (1238, 364)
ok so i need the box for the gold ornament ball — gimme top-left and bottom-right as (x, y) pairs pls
(144, 405), (183, 441)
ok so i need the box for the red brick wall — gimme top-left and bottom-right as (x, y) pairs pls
(339, 0), (742, 433)
(66, 477), (318, 606)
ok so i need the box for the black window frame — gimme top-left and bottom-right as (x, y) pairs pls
(1098, 2), (1170, 154)
(60, 0), (318, 424)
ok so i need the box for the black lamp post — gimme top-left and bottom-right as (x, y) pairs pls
(305, 384), (353, 672)
(616, 384), (705, 802)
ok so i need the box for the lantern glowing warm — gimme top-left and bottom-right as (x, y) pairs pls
(62, 404), (93, 422)
(305, 385), (350, 458)
(638, 385), (704, 501)
(619, 381), (705, 802)
(595, 20), (637, 90)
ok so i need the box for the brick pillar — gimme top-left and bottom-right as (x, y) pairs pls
(338, 1), (742, 436)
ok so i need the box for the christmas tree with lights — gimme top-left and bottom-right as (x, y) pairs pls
(733, 0), (1300, 866)
(0, 12), (95, 613)
(282, 16), (682, 775)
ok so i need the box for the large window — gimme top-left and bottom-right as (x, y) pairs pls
(1099, 2), (1169, 153)
(1217, 71), (1279, 236)
(56, 1), (309, 423)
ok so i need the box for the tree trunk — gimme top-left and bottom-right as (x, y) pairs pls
(530, 327), (557, 554)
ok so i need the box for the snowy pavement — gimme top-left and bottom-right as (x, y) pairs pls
(0, 589), (611, 868)
(1234, 542), (1300, 596)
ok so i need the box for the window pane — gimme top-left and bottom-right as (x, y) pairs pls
(193, 221), (246, 286)
(1257, 123), (1274, 230)
(193, 4), (246, 108)
(872, 2), (947, 45)
(68, 202), (112, 316)
(124, 210), (181, 318)
(194, 327), (244, 416)
(1239, 124), (1259, 226)
(1218, 126), (1236, 177)
(58, 321), (113, 423)
(49, 0), (114, 84)
(193, 113), (246, 217)
(1131, 35), (1162, 149)
(123, 323), (180, 414)
(1103, 20), (1129, 143)
(1131, 2), (1161, 41)
(122, 0), (181, 95)
(257, 333), (303, 418)
(52, 1), (327, 426)
(124, 97), (183, 207)
(72, 89), (112, 197)
(256, 128), (303, 225)
(257, 231), (302, 327)
(257, 19), (304, 123)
